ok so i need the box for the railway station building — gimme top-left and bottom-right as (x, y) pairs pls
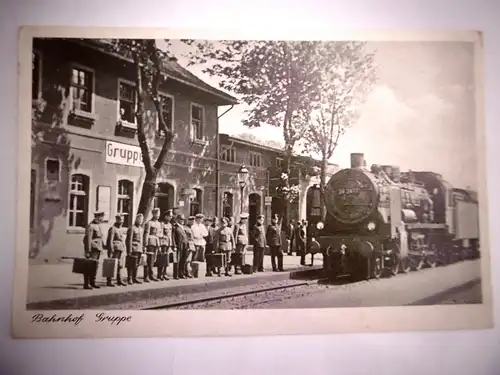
(30, 38), (339, 263)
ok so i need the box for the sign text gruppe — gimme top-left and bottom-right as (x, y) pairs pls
(105, 141), (145, 168)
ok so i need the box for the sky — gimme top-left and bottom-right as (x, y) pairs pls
(164, 40), (477, 189)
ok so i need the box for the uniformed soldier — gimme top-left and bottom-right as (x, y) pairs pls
(296, 222), (306, 266)
(143, 207), (162, 282)
(82, 211), (105, 289)
(183, 216), (196, 278)
(125, 213), (144, 284)
(158, 209), (174, 281)
(173, 214), (188, 279)
(232, 213), (249, 275)
(106, 214), (127, 287)
(287, 220), (295, 255)
(266, 214), (283, 272)
(215, 217), (235, 277)
(251, 214), (266, 273)
(192, 213), (209, 263)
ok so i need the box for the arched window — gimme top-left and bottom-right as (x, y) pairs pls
(68, 173), (89, 228)
(117, 179), (133, 227)
(189, 188), (202, 216)
(222, 192), (234, 218)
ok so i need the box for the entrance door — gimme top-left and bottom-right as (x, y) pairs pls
(153, 182), (174, 216)
(248, 193), (261, 229)
(306, 185), (322, 226)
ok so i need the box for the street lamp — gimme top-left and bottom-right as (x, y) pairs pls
(237, 164), (249, 214)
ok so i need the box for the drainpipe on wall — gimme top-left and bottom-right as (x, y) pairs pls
(216, 105), (234, 217)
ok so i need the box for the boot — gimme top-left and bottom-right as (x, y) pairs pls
(271, 255), (277, 272)
(163, 266), (170, 281)
(224, 266), (232, 277)
(126, 268), (132, 285)
(116, 269), (125, 286)
(106, 277), (115, 287)
(278, 255), (284, 271)
(149, 266), (159, 282)
(173, 263), (179, 280)
(157, 267), (164, 281)
(132, 267), (142, 284)
(83, 274), (92, 289)
(143, 266), (150, 282)
(90, 276), (100, 289)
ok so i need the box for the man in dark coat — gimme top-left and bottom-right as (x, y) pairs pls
(251, 214), (266, 273)
(287, 220), (295, 255)
(296, 222), (306, 266)
(266, 214), (283, 271)
(173, 214), (189, 279)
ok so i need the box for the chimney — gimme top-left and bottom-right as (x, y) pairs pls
(391, 165), (401, 183)
(382, 165), (393, 177)
(350, 153), (365, 168)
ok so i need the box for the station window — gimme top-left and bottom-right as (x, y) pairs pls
(68, 174), (89, 228)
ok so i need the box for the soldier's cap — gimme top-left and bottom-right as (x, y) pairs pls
(94, 211), (104, 217)
(257, 214), (265, 219)
(195, 213), (204, 219)
(176, 214), (185, 220)
(240, 213), (249, 219)
(115, 214), (123, 219)
(188, 216), (195, 221)
(220, 217), (228, 224)
(272, 214), (279, 219)
(172, 206), (179, 210)
(164, 209), (173, 216)
(204, 216), (212, 221)
(152, 207), (160, 213)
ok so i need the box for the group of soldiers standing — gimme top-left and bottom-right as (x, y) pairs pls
(81, 206), (299, 290)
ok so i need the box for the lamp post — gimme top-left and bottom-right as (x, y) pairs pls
(237, 164), (249, 214)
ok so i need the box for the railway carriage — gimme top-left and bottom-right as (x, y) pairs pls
(314, 153), (480, 281)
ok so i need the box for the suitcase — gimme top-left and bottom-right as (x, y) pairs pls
(102, 258), (118, 278)
(138, 253), (147, 266)
(212, 253), (226, 268)
(230, 252), (243, 266)
(191, 262), (200, 278)
(194, 248), (205, 262)
(154, 253), (168, 267)
(72, 258), (98, 275)
(242, 264), (253, 275)
(169, 251), (178, 264)
(125, 254), (139, 269)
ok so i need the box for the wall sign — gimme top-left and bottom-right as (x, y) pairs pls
(105, 141), (144, 168)
(96, 185), (112, 222)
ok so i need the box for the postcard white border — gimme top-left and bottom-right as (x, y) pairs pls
(13, 26), (493, 339)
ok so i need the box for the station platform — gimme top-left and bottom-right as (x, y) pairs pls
(26, 252), (323, 310)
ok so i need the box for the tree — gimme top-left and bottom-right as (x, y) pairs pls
(185, 40), (325, 220)
(303, 42), (377, 219)
(105, 39), (175, 219)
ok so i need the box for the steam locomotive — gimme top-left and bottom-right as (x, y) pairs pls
(315, 153), (480, 281)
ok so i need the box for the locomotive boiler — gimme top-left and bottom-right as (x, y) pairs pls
(315, 153), (480, 281)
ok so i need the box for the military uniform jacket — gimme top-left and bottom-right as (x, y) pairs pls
(161, 221), (174, 247)
(216, 227), (235, 251)
(126, 225), (143, 254)
(206, 225), (218, 244)
(144, 219), (162, 247)
(251, 224), (266, 248)
(184, 225), (196, 251)
(84, 221), (105, 254)
(107, 225), (126, 252)
(233, 223), (248, 245)
(173, 223), (188, 252)
(266, 224), (281, 247)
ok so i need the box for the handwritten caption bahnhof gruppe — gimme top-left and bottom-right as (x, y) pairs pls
(31, 312), (132, 326)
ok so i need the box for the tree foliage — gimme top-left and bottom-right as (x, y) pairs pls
(102, 39), (176, 219)
(303, 41), (377, 218)
(234, 132), (284, 150)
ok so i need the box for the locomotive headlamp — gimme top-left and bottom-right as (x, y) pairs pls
(367, 221), (376, 231)
(316, 221), (324, 230)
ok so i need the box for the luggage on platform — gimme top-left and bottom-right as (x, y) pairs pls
(154, 253), (168, 267)
(230, 252), (243, 266)
(212, 253), (226, 268)
(169, 251), (178, 264)
(101, 258), (118, 278)
(242, 264), (253, 275)
(125, 254), (139, 269)
(194, 248), (205, 262)
(72, 258), (98, 275)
